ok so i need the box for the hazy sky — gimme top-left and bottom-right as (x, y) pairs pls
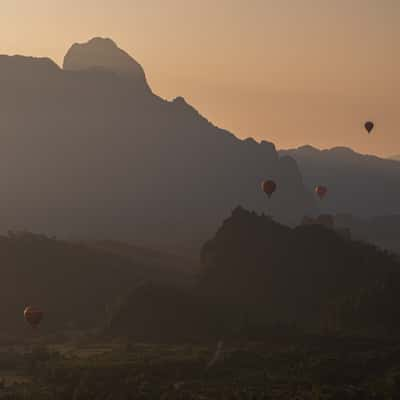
(0, 0), (398, 156)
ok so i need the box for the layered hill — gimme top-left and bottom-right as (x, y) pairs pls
(0, 232), (193, 336)
(107, 208), (400, 340)
(279, 145), (400, 217)
(0, 37), (313, 250)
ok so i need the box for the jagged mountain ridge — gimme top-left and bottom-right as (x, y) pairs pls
(198, 207), (400, 329)
(0, 38), (313, 249)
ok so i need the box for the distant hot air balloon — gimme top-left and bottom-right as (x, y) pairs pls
(365, 121), (374, 134)
(315, 185), (328, 200)
(261, 180), (277, 198)
(24, 306), (43, 328)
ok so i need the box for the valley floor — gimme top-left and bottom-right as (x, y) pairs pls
(1, 334), (400, 399)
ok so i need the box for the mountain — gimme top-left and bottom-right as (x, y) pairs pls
(198, 207), (400, 333)
(106, 207), (400, 339)
(0, 37), (313, 251)
(63, 37), (150, 93)
(0, 232), (193, 337)
(279, 145), (400, 217)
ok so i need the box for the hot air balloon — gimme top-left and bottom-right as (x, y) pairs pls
(261, 180), (277, 198)
(365, 121), (374, 134)
(315, 185), (328, 200)
(24, 306), (43, 328)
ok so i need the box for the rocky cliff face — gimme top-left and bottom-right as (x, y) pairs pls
(0, 38), (314, 251)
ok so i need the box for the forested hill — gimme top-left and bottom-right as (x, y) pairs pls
(108, 208), (400, 340)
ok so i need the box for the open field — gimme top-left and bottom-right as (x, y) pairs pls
(1, 334), (400, 399)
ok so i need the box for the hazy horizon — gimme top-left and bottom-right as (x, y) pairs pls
(1, 0), (398, 156)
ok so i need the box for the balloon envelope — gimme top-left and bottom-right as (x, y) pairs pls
(365, 121), (374, 133)
(315, 185), (328, 199)
(24, 306), (43, 328)
(261, 180), (277, 198)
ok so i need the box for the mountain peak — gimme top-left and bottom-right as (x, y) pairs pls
(63, 37), (150, 92)
(85, 37), (117, 48)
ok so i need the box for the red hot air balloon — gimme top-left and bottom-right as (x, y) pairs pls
(24, 306), (43, 328)
(365, 121), (374, 134)
(261, 180), (277, 198)
(315, 185), (328, 200)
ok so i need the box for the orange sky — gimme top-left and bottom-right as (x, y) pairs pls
(0, 0), (398, 156)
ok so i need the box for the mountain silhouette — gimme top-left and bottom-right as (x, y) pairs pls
(63, 37), (151, 93)
(280, 145), (400, 218)
(199, 207), (399, 330)
(0, 37), (314, 250)
(0, 232), (192, 336)
(105, 207), (400, 339)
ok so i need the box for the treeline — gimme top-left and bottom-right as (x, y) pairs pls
(199, 207), (400, 336)
(109, 207), (400, 340)
(0, 231), (192, 337)
(3, 207), (400, 341)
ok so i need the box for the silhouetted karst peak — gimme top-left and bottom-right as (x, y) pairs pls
(199, 207), (400, 328)
(0, 39), (314, 248)
(63, 37), (150, 92)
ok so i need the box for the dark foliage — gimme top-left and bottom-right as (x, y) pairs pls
(0, 232), (191, 336)
(106, 282), (222, 342)
(199, 207), (400, 334)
